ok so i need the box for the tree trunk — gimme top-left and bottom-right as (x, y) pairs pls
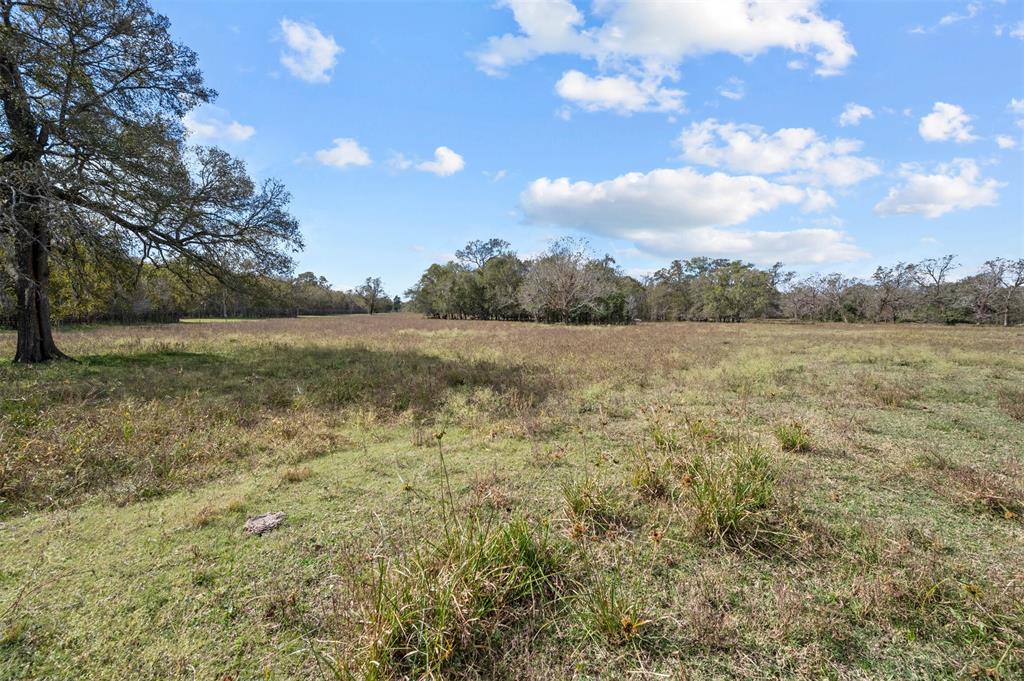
(14, 216), (67, 363)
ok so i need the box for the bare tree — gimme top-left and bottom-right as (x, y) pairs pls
(519, 238), (610, 323)
(983, 258), (1024, 327)
(1, 0), (300, 362)
(872, 262), (916, 322)
(814, 273), (858, 322)
(914, 255), (959, 323)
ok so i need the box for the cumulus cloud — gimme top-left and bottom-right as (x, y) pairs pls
(995, 135), (1018, 149)
(838, 102), (873, 127)
(280, 18), (342, 83)
(874, 159), (1003, 218)
(314, 138), (372, 168)
(919, 102), (978, 143)
(475, 1), (853, 116)
(183, 106), (255, 142)
(1012, 20), (1024, 39)
(518, 167), (863, 263)
(416, 146), (465, 176)
(477, 0), (854, 77)
(554, 70), (684, 113)
(677, 119), (880, 187)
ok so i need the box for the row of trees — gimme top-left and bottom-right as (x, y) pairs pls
(0, 257), (397, 325)
(784, 256), (1024, 325)
(407, 239), (1024, 326)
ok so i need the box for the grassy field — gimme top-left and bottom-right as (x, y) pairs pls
(1, 314), (1022, 679)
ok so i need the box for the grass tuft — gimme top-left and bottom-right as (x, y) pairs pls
(354, 515), (565, 679)
(561, 476), (628, 535)
(681, 440), (782, 549)
(774, 421), (813, 452)
(280, 466), (313, 484)
(579, 574), (652, 647)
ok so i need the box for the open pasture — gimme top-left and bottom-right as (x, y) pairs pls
(1, 315), (1022, 679)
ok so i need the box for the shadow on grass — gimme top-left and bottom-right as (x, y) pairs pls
(8, 345), (557, 415)
(0, 346), (557, 515)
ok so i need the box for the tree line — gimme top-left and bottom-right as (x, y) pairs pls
(0, 256), (397, 326)
(407, 239), (1024, 326)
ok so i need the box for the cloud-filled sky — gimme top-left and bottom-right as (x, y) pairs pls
(159, 0), (1023, 292)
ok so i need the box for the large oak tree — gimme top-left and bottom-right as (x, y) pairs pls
(1, 0), (301, 362)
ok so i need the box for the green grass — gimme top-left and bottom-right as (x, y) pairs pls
(774, 421), (814, 452)
(1, 315), (1023, 679)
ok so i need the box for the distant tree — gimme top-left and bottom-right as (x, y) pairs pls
(976, 258), (1024, 327)
(0, 0), (300, 362)
(647, 259), (695, 321)
(455, 238), (511, 270)
(478, 252), (527, 319)
(815, 273), (859, 323)
(519, 238), (611, 323)
(356, 276), (385, 314)
(698, 261), (775, 322)
(915, 255), (959, 323)
(872, 263), (916, 322)
(392, 295), (402, 312)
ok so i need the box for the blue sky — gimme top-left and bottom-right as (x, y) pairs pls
(154, 0), (1024, 294)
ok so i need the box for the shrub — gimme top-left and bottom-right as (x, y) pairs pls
(774, 422), (813, 452)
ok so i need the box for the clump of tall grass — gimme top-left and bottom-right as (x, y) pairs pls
(561, 475), (629, 535)
(773, 422), (813, 452)
(681, 440), (781, 549)
(627, 449), (675, 500)
(355, 515), (566, 679)
(579, 574), (652, 647)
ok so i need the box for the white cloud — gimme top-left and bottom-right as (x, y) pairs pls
(484, 169), (508, 182)
(677, 119), (880, 187)
(477, 0), (855, 78)
(874, 159), (1003, 218)
(939, 2), (979, 26)
(280, 18), (342, 84)
(475, 1), (853, 119)
(918, 102), (978, 143)
(717, 77), (745, 101)
(838, 102), (873, 127)
(1010, 98), (1024, 114)
(995, 135), (1018, 149)
(314, 138), (372, 168)
(183, 106), (255, 142)
(416, 146), (465, 176)
(1012, 21), (1024, 39)
(554, 70), (684, 113)
(519, 167), (863, 263)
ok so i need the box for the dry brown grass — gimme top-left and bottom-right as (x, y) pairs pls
(1, 315), (1022, 679)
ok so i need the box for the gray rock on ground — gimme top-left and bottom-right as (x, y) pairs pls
(244, 511), (286, 535)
